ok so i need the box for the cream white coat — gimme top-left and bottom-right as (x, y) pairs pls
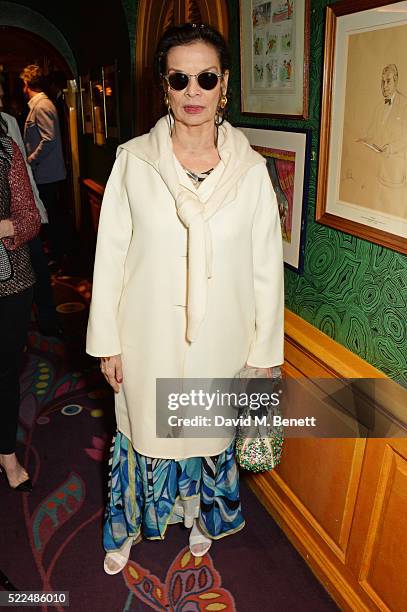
(86, 117), (284, 459)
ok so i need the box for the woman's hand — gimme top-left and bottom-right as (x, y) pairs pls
(0, 219), (14, 239)
(100, 355), (123, 393)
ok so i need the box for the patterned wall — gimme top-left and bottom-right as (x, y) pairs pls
(227, 0), (407, 384)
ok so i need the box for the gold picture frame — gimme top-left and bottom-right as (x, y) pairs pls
(316, 0), (407, 254)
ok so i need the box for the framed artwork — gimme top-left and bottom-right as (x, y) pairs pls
(239, 0), (310, 118)
(316, 0), (407, 254)
(103, 62), (121, 140)
(239, 125), (311, 272)
(90, 70), (106, 146)
(79, 74), (93, 135)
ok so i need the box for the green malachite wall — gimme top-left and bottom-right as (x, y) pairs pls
(227, 0), (407, 385)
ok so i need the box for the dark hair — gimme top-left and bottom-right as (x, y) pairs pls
(155, 23), (231, 79)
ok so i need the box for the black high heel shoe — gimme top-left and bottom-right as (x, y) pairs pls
(0, 466), (33, 493)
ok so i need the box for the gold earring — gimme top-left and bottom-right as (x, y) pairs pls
(164, 92), (173, 135)
(219, 94), (228, 109)
(215, 93), (227, 126)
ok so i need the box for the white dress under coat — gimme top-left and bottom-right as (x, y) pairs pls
(86, 117), (284, 459)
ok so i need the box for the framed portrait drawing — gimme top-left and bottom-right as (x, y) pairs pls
(103, 62), (121, 140)
(79, 74), (93, 135)
(316, 0), (407, 254)
(239, 0), (310, 118)
(90, 70), (106, 146)
(239, 126), (310, 272)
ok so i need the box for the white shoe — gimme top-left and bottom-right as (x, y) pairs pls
(189, 519), (212, 557)
(104, 533), (141, 575)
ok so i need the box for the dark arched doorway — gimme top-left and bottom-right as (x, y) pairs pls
(0, 26), (82, 234)
(135, 0), (229, 135)
(0, 26), (73, 124)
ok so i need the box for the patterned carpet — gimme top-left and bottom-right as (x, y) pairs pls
(0, 273), (340, 612)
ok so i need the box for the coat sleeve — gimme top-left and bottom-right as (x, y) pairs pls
(3, 141), (41, 250)
(4, 113), (48, 224)
(246, 164), (285, 368)
(86, 149), (133, 357)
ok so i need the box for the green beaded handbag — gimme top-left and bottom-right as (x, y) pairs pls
(234, 367), (284, 473)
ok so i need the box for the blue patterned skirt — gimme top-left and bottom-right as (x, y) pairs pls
(103, 431), (245, 552)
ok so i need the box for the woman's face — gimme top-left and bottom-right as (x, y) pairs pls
(164, 41), (229, 129)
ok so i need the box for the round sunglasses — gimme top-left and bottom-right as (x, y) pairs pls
(164, 70), (223, 91)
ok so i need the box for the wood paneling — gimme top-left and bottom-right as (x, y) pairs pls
(284, 310), (388, 379)
(349, 439), (407, 611)
(276, 438), (366, 562)
(246, 309), (407, 611)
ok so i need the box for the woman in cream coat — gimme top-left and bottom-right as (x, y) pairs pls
(86, 23), (284, 573)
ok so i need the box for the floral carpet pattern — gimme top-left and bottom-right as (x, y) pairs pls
(0, 274), (339, 612)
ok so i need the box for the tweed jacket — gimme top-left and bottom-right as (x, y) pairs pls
(0, 138), (41, 296)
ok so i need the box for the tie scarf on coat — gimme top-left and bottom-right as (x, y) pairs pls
(119, 116), (265, 342)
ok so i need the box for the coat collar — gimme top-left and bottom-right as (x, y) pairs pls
(118, 115), (264, 178)
(28, 92), (48, 111)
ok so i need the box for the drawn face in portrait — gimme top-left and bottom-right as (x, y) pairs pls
(381, 71), (397, 99)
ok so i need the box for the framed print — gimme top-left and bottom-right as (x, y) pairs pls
(239, 0), (310, 118)
(79, 74), (93, 135)
(90, 71), (106, 146)
(239, 126), (311, 272)
(103, 62), (121, 140)
(316, 0), (407, 254)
